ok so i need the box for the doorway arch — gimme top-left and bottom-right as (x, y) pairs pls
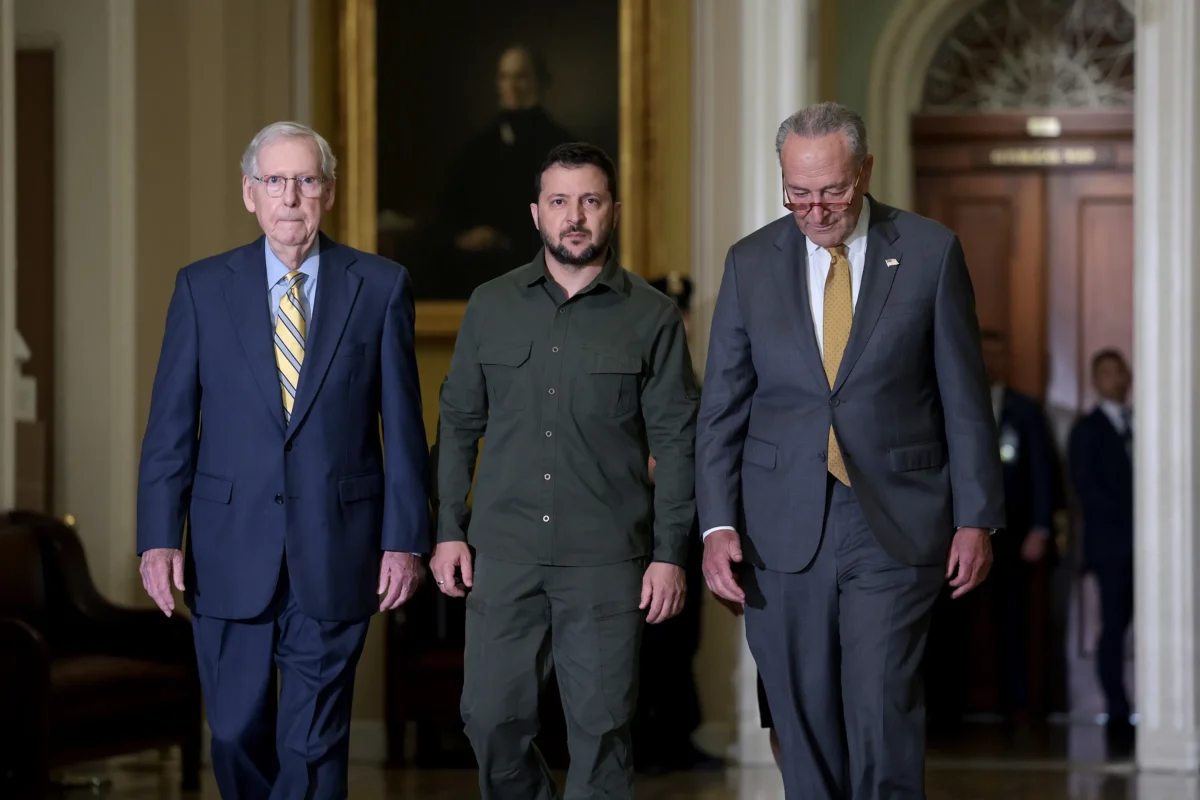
(864, 0), (985, 209)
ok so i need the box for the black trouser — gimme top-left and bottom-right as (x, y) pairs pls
(461, 555), (646, 800)
(634, 540), (703, 762)
(1091, 559), (1134, 722)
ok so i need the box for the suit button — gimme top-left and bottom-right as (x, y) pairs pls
(275, 494), (284, 504)
(829, 397), (840, 407)
(284, 442), (293, 452)
(818, 452), (826, 462)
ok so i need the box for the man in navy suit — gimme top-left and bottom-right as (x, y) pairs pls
(137, 122), (429, 799)
(1069, 349), (1134, 747)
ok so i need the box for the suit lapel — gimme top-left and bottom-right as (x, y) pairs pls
(224, 239), (286, 433)
(771, 223), (827, 389)
(833, 199), (902, 393)
(286, 235), (362, 439)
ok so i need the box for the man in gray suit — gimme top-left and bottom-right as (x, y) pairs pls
(696, 102), (1004, 799)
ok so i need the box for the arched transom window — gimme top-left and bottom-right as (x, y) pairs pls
(921, 0), (1135, 113)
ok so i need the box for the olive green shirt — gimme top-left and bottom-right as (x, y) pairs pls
(436, 249), (700, 567)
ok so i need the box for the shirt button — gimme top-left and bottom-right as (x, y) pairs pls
(543, 515), (550, 522)
(552, 346), (559, 353)
(548, 388), (555, 395)
(558, 308), (565, 314)
(274, 494), (284, 504)
(546, 431), (552, 437)
(544, 473), (551, 480)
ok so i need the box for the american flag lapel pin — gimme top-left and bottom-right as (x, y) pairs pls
(885, 258), (899, 268)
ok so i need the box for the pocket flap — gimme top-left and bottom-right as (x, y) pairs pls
(587, 348), (642, 375)
(191, 472), (233, 504)
(339, 472), (384, 503)
(478, 342), (532, 367)
(593, 597), (643, 618)
(742, 436), (778, 469)
(888, 441), (945, 472)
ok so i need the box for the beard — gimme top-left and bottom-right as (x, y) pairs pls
(541, 221), (613, 267)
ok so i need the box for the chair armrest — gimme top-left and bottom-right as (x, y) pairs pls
(0, 615), (49, 669)
(0, 617), (50, 794)
(30, 522), (194, 664)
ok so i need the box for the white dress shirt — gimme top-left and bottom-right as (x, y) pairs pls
(702, 204), (872, 540)
(1099, 399), (1131, 436)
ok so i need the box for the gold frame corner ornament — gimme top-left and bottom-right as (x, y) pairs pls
(334, 0), (689, 337)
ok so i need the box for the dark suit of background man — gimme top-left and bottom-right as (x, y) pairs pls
(696, 102), (1004, 800)
(432, 143), (699, 800)
(137, 122), (429, 800)
(1068, 349), (1134, 747)
(983, 331), (1058, 717)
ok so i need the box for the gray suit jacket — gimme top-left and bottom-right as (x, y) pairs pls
(696, 197), (1005, 571)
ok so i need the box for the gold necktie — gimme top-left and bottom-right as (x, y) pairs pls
(274, 271), (306, 424)
(823, 245), (851, 485)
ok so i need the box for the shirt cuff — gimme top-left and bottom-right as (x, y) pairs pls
(702, 526), (737, 539)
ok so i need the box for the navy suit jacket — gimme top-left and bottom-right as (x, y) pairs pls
(137, 234), (429, 622)
(995, 387), (1058, 558)
(696, 198), (1005, 570)
(1068, 407), (1133, 567)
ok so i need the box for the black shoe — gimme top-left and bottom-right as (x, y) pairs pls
(1105, 719), (1135, 761)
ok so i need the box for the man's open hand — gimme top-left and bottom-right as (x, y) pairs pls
(947, 527), (993, 599)
(429, 541), (474, 598)
(702, 529), (746, 604)
(378, 552), (423, 611)
(140, 548), (184, 616)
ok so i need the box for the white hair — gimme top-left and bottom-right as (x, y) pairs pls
(240, 121), (337, 182)
(775, 102), (868, 163)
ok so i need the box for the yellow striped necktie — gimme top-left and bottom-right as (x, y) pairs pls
(274, 271), (307, 424)
(822, 245), (852, 485)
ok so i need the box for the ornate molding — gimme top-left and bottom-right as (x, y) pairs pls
(922, 0), (1135, 113)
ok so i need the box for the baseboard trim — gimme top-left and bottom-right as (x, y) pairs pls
(200, 719), (388, 766)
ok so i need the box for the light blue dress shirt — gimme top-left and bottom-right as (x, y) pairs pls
(266, 238), (320, 330)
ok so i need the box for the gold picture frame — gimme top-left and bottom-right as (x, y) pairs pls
(330, 0), (691, 338)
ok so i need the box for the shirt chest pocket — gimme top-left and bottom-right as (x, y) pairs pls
(575, 346), (643, 417)
(479, 342), (532, 411)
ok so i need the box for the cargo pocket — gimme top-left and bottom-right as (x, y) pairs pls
(591, 596), (645, 729)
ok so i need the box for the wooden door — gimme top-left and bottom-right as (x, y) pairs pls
(15, 50), (55, 511)
(1046, 171), (1135, 414)
(914, 172), (1047, 397)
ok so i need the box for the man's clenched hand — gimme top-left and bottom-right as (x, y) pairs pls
(379, 552), (424, 611)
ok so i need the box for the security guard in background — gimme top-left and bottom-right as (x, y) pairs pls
(635, 273), (724, 773)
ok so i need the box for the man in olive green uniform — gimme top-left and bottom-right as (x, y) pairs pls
(431, 143), (699, 800)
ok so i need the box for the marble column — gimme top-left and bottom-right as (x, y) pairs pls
(691, 0), (816, 766)
(1134, 0), (1200, 773)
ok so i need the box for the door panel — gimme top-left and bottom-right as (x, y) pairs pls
(914, 172), (1046, 398)
(1046, 172), (1134, 413)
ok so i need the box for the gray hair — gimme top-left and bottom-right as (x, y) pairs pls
(240, 121), (337, 182)
(775, 102), (868, 163)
